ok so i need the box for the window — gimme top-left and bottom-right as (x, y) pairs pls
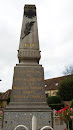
(55, 83), (59, 86)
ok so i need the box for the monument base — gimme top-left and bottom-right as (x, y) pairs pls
(3, 109), (52, 130)
(3, 65), (53, 130)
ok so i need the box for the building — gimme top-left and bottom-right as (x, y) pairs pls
(45, 74), (73, 97)
(0, 89), (11, 108)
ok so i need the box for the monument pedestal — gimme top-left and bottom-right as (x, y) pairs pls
(3, 65), (52, 130)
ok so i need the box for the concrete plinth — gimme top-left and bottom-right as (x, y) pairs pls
(3, 111), (52, 130)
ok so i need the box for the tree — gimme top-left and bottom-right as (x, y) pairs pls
(58, 77), (73, 101)
(63, 65), (73, 75)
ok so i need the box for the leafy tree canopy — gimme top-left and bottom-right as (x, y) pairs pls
(58, 77), (73, 101)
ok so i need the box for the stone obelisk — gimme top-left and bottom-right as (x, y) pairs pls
(3, 5), (52, 130)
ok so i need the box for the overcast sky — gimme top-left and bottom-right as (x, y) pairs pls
(0, 0), (73, 92)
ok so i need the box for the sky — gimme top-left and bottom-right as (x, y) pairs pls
(0, 0), (73, 92)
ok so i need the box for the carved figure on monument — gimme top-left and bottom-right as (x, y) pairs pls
(22, 21), (35, 39)
(3, 5), (52, 130)
(24, 8), (36, 18)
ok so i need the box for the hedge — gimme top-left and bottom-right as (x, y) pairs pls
(58, 77), (73, 101)
(49, 104), (64, 110)
(47, 96), (61, 105)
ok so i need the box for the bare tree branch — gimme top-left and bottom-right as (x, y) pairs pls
(63, 65), (73, 75)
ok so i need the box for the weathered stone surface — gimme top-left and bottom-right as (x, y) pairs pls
(15, 128), (26, 130)
(3, 112), (52, 130)
(18, 5), (40, 64)
(3, 4), (52, 130)
(10, 66), (46, 103)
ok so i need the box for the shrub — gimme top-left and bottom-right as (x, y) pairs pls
(47, 96), (61, 105)
(70, 99), (73, 108)
(49, 104), (64, 110)
(58, 77), (73, 101)
(0, 93), (2, 96)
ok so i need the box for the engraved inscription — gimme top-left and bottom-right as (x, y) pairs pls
(11, 68), (45, 102)
(17, 70), (40, 73)
(14, 78), (42, 81)
(13, 86), (43, 90)
(23, 43), (37, 47)
(13, 95), (43, 98)
(23, 91), (35, 94)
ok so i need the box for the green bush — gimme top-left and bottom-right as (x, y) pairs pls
(70, 99), (73, 108)
(0, 93), (2, 96)
(58, 77), (73, 101)
(49, 104), (64, 110)
(47, 96), (61, 105)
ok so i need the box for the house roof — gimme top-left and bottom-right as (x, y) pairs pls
(45, 74), (73, 91)
(0, 89), (11, 100)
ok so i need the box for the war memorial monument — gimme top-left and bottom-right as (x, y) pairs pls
(3, 5), (52, 130)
